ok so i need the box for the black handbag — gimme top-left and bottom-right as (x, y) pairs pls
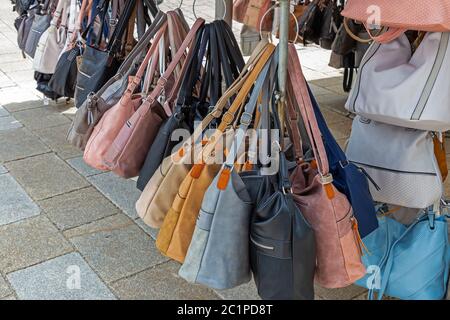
(240, 103), (316, 300)
(49, 44), (83, 98)
(136, 21), (244, 190)
(74, 0), (137, 108)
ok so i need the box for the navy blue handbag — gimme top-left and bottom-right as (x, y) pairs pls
(308, 86), (378, 238)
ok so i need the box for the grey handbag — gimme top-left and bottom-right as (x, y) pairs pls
(66, 11), (167, 150)
(346, 116), (443, 209)
(24, 2), (52, 58)
(17, 9), (35, 52)
(178, 57), (272, 290)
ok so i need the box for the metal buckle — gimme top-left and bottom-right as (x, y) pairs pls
(240, 112), (253, 126)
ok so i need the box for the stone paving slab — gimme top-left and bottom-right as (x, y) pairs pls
(5, 153), (89, 201)
(67, 156), (104, 178)
(33, 124), (83, 160)
(0, 215), (73, 273)
(134, 218), (159, 241)
(38, 187), (120, 231)
(1, 295), (16, 300)
(0, 115), (22, 131)
(13, 107), (71, 131)
(0, 274), (12, 298)
(110, 261), (220, 300)
(87, 172), (141, 219)
(0, 165), (7, 174)
(64, 214), (168, 283)
(0, 173), (40, 226)
(7, 252), (116, 300)
(0, 127), (50, 162)
(315, 284), (367, 300)
(216, 279), (260, 300)
(0, 86), (41, 106)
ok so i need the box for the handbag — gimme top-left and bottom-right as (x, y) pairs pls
(155, 44), (276, 262)
(287, 44), (366, 288)
(101, 19), (205, 178)
(83, 21), (168, 171)
(17, 9), (35, 52)
(233, 0), (273, 32)
(342, 0), (450, 43)
(33, 0), (70, 74)
(240, 91), (316, 299)
(66, 11), (168, 149)
(346, 32), (450, 131)
(136, 20), (245, 191)
(24, 2), (52, 58)
(178, 53), (274, 289)
(346, 116), (443, 209)
(306, 87), (377, 238)
(135, 41), (274, 229)
(74, 0), (136, 108)
(356, 211), (450, 300)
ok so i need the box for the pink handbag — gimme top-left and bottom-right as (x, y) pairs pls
(342, 0), (450, 43)
(287, 44), (366, 288)
(83, 22), (168, 171)
(102, 19), (205, 178)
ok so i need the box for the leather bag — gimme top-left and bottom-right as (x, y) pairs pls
(83, 21), (168, 171)
(342, 0), (450, 43)
(136, 20), (245, 191)
(24, 4), (52, 58)
(66, 11), (168, 149)
(356, 211), (450, 300)
(306, 87), (377, 238)
(102, 19), (205, 178)
(287, 44), (366, 288)
(135, 41), (274, 229)
(178, 55), (273, 289)
(346, 116), (443, 209)
(346, 32), (450, 131)
(33, 0), (70, 74)
(74, 0), (136, 108)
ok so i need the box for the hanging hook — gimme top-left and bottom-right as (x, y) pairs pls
(192, 0), (227, 20)
(259, 1), (300, 44)
(154, 0), (183, 12)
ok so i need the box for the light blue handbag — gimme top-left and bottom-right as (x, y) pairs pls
(356, 208), (450, 300)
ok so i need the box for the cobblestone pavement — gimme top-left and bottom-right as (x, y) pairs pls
(0, 1), (449, 300)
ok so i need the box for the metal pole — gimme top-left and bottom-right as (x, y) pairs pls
(278, 0), (289, 135)
(215, 0), (233, 26)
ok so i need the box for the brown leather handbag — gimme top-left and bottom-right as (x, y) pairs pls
(83, 22), (168, 170)
(135, 41), (273, 228)
(102, 19), (205, 178)
(287, 44), (365, 288)
(155, 44), (276, 263)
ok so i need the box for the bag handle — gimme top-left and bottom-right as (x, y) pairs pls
(123, 21), (168, 99)
(217, 49), (277, 189)
(192, 44), (276, 170)
(364, 24), (406, 44)
(107, 0), (138, 54)
(287, 44), (330, 176)
(140, 18), (206, 112)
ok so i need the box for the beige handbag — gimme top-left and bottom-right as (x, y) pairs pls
(135, 41), (272, 228)
(33, 0), (70, 74)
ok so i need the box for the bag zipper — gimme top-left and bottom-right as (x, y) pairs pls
(250, 235), (274, 250)
(349, 161), (437, 176)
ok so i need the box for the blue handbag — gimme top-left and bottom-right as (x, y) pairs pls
(308, 87), (378, 238)
(356, 210), (450, 300)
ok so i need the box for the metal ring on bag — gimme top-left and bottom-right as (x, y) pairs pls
(259, 1), (300, 44)
(193, 0), (227, 20)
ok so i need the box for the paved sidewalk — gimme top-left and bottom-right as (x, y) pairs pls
(0, 1), (449, 300)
